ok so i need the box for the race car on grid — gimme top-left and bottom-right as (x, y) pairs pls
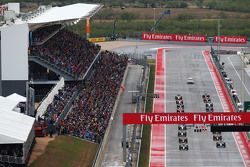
(178, 131), (187, 137)
(178, 124), (187, 131)
(213, 135), (222, 141)
(216, 141), (226, 148)
(175, 94), (182, 101)
(179, 137), (188, 144)
(179, 143), (189, 151)
(205, 102), (214, 112)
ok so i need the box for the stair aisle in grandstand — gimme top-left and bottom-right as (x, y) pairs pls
(164, 47), (245, 167)
(29, 56), (75, 80)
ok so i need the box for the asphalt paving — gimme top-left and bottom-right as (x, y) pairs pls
(164, 47), (244, 167)
(103, 43), (246, 167)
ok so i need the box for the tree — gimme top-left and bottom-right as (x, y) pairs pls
(196, 0), (204, 8)
(120, 12), (136, 21)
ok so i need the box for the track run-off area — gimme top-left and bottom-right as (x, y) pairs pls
(149, 45), (250, 167)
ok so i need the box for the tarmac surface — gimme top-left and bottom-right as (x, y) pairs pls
(164, 47), (244, 167)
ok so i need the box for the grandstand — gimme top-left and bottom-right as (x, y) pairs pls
(0, 3), (129, 167)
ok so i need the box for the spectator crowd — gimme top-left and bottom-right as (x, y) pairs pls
(44, 83), (78, 123)
(42, 50), (127, 143)
(0, 144), (23, 157)
(30, 29), (101, 78)
(60, 51), (128, 143)
(32, 24), (62, 44)
(32, 26), (128, 143)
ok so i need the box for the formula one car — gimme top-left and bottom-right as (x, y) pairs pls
(178, 131), (187, 137)
(179, 137), (188, 144)
(203, 98), (211, 103)
(213, 135), (222, 141)
(179, 144), (189, 151)
(206, 107), (214, 112)
(205, 102), (214, 112)
(176, 99), (184, 105)
(212, 131), (221, 135)
(205, 102), (213, 108)
(178, 124), (187, 131)
(202, 94), (211, 103)
(175, 94), (182, 101)
(177, 103), (184, 109)
(202, 94), (210, 100)
(177, 108), (184, 113)
(216, 141), (226, 148)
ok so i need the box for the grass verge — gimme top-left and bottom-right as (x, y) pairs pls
(138, 62), (155, 167)
(29, 136), (98, 167)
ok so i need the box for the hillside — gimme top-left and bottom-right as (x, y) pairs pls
(69, 7), (250, 38)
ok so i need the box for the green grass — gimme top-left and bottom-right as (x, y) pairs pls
(29, 136), (98, 167)
(69, 18), (250, 39)
(138, 62), (155, 167)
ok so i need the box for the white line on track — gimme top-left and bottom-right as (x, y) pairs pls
(227, 55), (250, 96)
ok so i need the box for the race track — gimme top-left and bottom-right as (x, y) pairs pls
(110, 42), (248, 167)
(164, 46), (244, 167)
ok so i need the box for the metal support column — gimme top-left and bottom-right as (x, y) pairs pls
(123, 124), (127, 163)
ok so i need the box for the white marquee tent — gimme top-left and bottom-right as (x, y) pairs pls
(6, 93), (26, 103)
(0, 109), (35, 144)
(0, 96), (19, 111)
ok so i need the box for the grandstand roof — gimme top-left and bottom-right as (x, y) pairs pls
(0, 109), (35, 144)
(27, 3), (102, 24)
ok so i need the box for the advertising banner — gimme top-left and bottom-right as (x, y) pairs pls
(123, 112), (250, 125)
(214, 36), (247, 44)
(141, 32), (207, 42)
(88, 37), (106, 43)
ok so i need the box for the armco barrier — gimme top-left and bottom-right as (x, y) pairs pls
(94, 65), (129, 167)
(36, 77), (64, 119)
